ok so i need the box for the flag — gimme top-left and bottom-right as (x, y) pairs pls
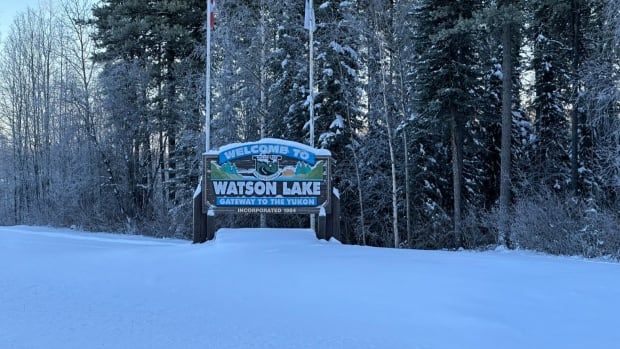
(208, 0), (216, 30)
(304, 0), (316, 32)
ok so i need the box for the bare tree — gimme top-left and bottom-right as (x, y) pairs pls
(371, 5), (400, 248)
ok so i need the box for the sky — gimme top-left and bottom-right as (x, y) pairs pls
(0, 0), (43, 39)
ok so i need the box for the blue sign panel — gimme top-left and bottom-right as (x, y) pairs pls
(219, 143), (316, 165)
(204, 139), (330, 213)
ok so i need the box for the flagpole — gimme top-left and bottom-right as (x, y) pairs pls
(308, 0), (315, 149)
(205, 0), (212, 152)
(307, 0), (316, 231)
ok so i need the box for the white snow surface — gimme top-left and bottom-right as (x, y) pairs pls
(2, 225), (620, 349)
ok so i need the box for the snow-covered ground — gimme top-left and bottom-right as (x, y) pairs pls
(1, 226), (619, 349)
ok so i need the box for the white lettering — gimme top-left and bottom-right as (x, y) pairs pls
(291, 182), (302, 195)
(301, 182), (313, 195)
(254, 181), (265, 195)
(214, 181), (280, 196)
(213, 181), (228, 195)
(282, 181), (320, 196)
(236, 181), (246, 194)
(313, 182), (321, 195)
(266, 182), (276, 195)
(285, 198), (314, 205)
(224, 150), (235, 161)
(225, 182), (238, 195)
(245, 182), (254, 196)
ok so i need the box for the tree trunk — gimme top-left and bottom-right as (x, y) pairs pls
(351, 143), (367, 245)
(499, 10), (513, 246)
(452, 110), (464, 247)
(380, 65), (399, 248)
(570, 0), (581, 194)
(388, 125), (399, 248)
(403, 132), (412, 247)
(370, 4), (399, 248)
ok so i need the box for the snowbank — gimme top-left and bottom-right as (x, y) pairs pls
(1, 226), (619, 349)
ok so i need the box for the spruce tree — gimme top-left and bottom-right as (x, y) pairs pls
(412, 0), (484, 247)
(93, 0), (205, 230)
(530, 31), (571, 191)
(267, 0), (308, 143)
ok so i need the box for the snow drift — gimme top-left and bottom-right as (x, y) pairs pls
(1, 226), (619, 349)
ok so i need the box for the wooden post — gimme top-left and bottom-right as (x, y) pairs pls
(331, 188), (341, 242)
(206, 209), (216, 241)
(317, 207), (327, 240)
(325, 209), (333, 241)
(193, 190), (207, 243)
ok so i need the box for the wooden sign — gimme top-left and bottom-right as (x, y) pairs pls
(202, 139), (332, 215)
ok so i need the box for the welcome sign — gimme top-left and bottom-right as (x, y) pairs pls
(203, 139), (332, 214)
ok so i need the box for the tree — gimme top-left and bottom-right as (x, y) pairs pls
(413, 0), (483, 247)
(499, 0), (518, 245)
(580, 0), (620, 207)
(529, 4), (572, 191)
(92, 0), (205, 233)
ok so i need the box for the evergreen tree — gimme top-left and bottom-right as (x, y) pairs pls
(579, 0), (620, 206)
(313, 1), (364, 233)
(530, 33), (571, 191)
(314, 0), (363, 152)
(412, 0), (484, 247)
(267, 0), (308, 143)
(93, 0), (205, 231)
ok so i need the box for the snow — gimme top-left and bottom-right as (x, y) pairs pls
(492, 68), (503, 80)
(329, 114), (344, 130)
(318, 131), (336, 145)
(330, 40), (344, 54)
(2, 225), (620, 349)
(193, 179), (202, 199)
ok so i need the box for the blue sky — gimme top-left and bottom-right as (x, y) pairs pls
(0, 0), (42, 39)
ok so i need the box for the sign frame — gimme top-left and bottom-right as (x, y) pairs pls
(202, 139), (333, 215)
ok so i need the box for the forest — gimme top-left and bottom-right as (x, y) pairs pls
(0, 0), (618, 257)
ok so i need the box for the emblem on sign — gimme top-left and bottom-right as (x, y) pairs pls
(253, 155), (282, 180)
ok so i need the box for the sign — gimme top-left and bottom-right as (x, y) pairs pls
(203, 139), (331, 214)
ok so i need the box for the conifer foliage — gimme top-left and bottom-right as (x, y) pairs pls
(0, 0), (617, 255)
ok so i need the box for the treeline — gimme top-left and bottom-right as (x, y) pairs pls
(0, 0), (618, 257)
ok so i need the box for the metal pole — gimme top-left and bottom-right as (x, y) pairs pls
(259, 1), (267, 228)
(309, 1), (315, 148)
(308, 0), (315, 232)
(205, 0), (212, 152)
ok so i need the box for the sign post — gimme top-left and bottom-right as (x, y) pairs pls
(193, 139), (340, 242)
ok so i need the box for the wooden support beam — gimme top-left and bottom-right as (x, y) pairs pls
(330, 188), (341, 242)
(193, 190), (207, 243)
(317, 207), (327, 240)
(206, 209), (216, 241)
